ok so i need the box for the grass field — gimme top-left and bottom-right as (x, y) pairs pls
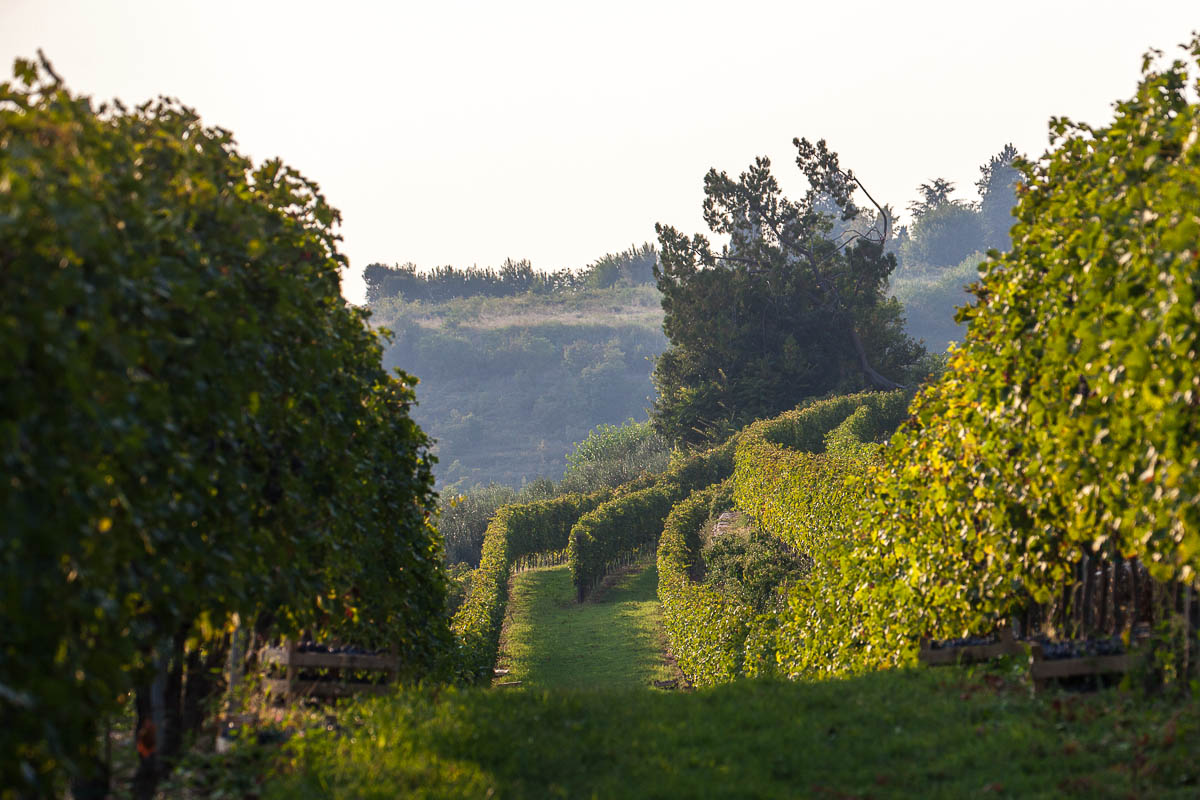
(494, 563), (676, 690)
(264, 668), (1200, 799)
(251, 561), (1200, 799)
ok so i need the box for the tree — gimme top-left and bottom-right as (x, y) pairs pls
(901, 178), (986, 268)
(900, 202), (986, 268)
(652, 138), (927, 445)
(558, 418), (670, 493)
(975, 143), (1023, 250)
(906, 177), (958, 218)
(583, 243), (658, 289)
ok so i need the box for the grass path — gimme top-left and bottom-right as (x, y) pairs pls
(494, 562), (676, 690)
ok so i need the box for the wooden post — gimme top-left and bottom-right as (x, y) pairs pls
(1183, 582), (1193, 679)
(285, 639), (299, 700)
(1081, 555), (1095, 636)
(1130, 559), (1141, 632)
(1098, 559), (1111, 635)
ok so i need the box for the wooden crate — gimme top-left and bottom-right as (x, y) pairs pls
(261, 642), (398, 701)
(919, 628), (1025, 666)
(1029, 645), (1134, 692)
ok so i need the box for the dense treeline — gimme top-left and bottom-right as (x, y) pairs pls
(364, 243), (657, 304)
(1, 58), (445, 797)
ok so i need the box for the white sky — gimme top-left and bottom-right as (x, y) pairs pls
(3, 1), (1197, 303)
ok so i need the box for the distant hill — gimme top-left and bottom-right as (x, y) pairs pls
(372, 285), (666, 489)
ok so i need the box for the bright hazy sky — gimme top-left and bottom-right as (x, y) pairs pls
(3, 1), (1197, 303)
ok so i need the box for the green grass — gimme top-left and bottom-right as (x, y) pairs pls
(495, 563), (676, 690)
(265, 669), (1200, 799)
(255, 562), (1200, 798)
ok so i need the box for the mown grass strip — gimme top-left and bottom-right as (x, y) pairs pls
(267, 669), (1199, 799)
(495, 563), (676, 690)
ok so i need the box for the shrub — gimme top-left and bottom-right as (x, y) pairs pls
(558, 419), (671, 495)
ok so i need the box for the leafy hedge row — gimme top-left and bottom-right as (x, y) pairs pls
(861, 40), (1200, 645)
(452, 422), (739, 680)
(733, 392), (918, 679)
(451, 491), (609, 681)
(568, 439), (736, 599)
(1, 58), (445, 793)
(656, 393), (910, 685)
(656, 481), (752, 686)
(568, 485), (681, 600)
(735, 392), (910, 554)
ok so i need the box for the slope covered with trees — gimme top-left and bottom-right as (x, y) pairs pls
(369, 264), (667, 489)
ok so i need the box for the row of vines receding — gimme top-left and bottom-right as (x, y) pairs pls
(1, 58), (447, 797)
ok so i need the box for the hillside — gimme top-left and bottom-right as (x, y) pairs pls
(370, 285), (667, 489)
(888, 253), (981, 352)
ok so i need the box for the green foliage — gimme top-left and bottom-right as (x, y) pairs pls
(900, 158), (1020, 268)
(975, 143), (1023, 251)
(559, 419), (670, 495)
(364, 258), (566, 304)
(865, 38), (1200, 647)
(582, 243), (658, 289)
(655, 393), (911, 685)
(889, 252), (984, 351)
(568, 435), (740, 600)
(899, 200), (985, 269)
(732, 392), (914, 679)
(0, 57), (444, 792)
(452, 405), (735, 677)
(363, 244), (658, 305)
(438, 484), (519, 567)
(497, 564), (674, 690)
(445, 562), (475, 616)
(568, 484), (681, 600)
(451, 491), (609, 681)
(701, 526), (810, 614)
(656, 482), (752, 686)
(652, 139), (927, 446)
(905, 177), (958, 218)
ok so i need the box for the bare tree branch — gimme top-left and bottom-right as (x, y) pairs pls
(849, 327), (908, 391)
